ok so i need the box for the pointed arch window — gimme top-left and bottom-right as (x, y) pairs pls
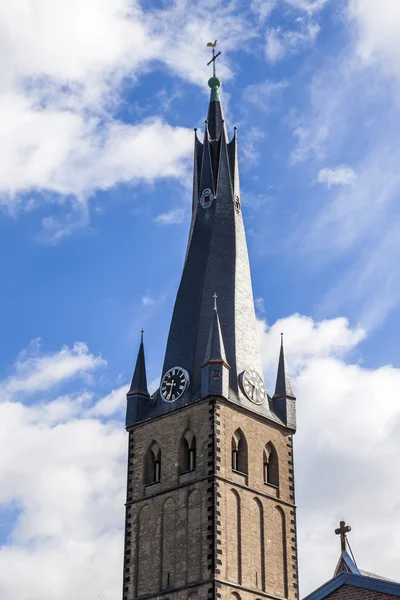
(264, 442), (279, 487)
(144, 441), (161, 485)
(232, 429), (248, 474)
(179, 429), (196, 473)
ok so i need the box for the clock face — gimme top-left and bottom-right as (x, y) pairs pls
(240, 369), (266, 405)
(161, 367), (189, 402)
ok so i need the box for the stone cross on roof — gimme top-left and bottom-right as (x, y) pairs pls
(335, 520), (351, 553)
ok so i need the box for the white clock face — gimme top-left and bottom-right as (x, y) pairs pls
(161, 367), (189, 402)
(240, 370), (266, 404)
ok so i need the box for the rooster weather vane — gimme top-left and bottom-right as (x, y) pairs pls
(207, 40), (221, 77)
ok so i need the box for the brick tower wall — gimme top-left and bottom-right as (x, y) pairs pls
(122, 397), (298, 600)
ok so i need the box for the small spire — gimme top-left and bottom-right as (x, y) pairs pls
(128, 331), (150, 398)
(273, 333), (295, 399)
(333, 520), (360, 576)
(203, 295), (228, 366)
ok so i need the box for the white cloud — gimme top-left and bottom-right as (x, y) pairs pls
(252, 0), (328, 23)
(348, 0), (400, 79)
(142, 295), (155, 307)
(0, 110), (193, 204)
(286, 0), (329, 15)
(154, 207), (185, 225)
(0, 0), (258, 230)
(0, 340), (125, 600)
(317, 166), (358, 187)
(88, 385), (126, 417)
(3, 339), (105, 396)
(287, 5), (400, 327)
(250, 0), (276, 23)
(0, 319), (399, 598)
(257, 314), (400, 595)
(265, 21), (320, 62)
(241, 127), (265, 167)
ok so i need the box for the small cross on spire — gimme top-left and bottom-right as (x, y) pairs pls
(207, 40), (221, 77)
(335, 520), (351, 553)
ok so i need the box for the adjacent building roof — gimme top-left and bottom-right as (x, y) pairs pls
(303, 571), (400, 599)
(304, 533), (400, 599)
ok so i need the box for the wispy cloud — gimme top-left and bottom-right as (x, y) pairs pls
(265, 21), (320, 62)
(317, 166), (357, 187)
(141, 295), (156, 306)
(154, 208), (185, 225)
(244, 79), (288, 112)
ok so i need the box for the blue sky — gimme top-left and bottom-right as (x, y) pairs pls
(1, 0), (400, 598)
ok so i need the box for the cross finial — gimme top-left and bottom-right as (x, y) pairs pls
(335, 520), (351, 553)
(213, 292), (217, 311)
(207, 40), (221, 77)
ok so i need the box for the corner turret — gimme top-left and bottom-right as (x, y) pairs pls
(126, 331), (150, 427)
(271, 333), (296, 430)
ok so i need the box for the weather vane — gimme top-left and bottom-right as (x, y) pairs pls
(207, 40), (221, 77)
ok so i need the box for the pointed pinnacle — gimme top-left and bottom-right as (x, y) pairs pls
(273, 335), (295, 400)
(128, 333), (150, 398)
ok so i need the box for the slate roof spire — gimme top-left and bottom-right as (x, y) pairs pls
(129, 63), (296, 427)
(127, 330), (149, 399)
(273, 333), (295, 400)
(156, 72), (267, 414)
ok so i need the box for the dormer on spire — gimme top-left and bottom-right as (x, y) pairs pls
(271, 333), (296, 430)
(201, 295), (230, 399)
(126, 331), (150, 427)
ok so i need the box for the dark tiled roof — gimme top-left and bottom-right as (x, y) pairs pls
(303, 572), (400, 599)
(129, 81), (294, 430)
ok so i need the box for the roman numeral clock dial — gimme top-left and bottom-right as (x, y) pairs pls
(161, 367), (189, 402)
(240, 369), (266, 405)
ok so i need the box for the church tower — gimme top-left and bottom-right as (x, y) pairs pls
(122, 67), (299, 600)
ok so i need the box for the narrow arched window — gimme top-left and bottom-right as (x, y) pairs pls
(264, 442), (279, 487)
(144, 441), (161, 485)
(180, 429), (196, 473)
(232, 429), (248, 474)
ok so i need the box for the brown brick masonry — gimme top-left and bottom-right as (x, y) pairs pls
(326, 585), (400, 599)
